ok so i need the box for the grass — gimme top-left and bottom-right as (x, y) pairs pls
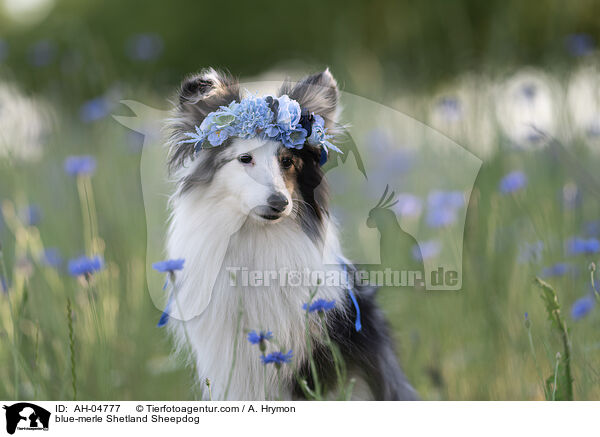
(1, 76), (600, 401)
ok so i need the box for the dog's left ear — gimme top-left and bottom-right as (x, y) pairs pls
(280, 69), (339, 129)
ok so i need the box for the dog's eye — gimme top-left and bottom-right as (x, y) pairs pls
(281, 157), (294, 169)
(238, 154), (253, 164)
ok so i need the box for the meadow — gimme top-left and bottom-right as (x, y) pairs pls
(1, 57), (600, 401)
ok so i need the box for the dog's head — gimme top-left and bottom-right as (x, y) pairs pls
(167, 68), (340, 231)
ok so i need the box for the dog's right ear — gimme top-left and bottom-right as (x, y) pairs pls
(178, 68), (239, 105)
(168, 68), (240, 172)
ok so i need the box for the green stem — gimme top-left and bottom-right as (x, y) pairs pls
(552, 353), (560, 401)
(525, 322), (547, 399)
(0, 243), (19, 399)
(67, 298), (77, 400)
(76, 176), (93, 255)
(590, 267), (600, 302)
(320, 315), (345, 397)
(263, 359), (268, 400)
(304, 294), (322, 399)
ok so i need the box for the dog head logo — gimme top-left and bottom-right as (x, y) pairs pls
(3, 403), (50, 435)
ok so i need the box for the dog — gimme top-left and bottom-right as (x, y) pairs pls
(164, 67), (418, 400)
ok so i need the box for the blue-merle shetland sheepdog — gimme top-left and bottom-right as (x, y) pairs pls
(164, 68), (417, 400)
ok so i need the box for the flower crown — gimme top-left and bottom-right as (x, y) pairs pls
(180, 94), (342, 163)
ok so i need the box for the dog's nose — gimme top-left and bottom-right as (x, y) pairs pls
(267, 193), (289, 213)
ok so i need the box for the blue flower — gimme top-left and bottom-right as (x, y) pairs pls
(426, 208), (457, 228)
(425, 190), (464, 228)
(247, 330), (273, 353)
(41, 248), (62, 269)
(19, 205), (41, 227)
(80, 97), (112, 123)
(1, 276), (8, 294)
(64, 156), (97, 176)
(437, 96), (462, 122)
(307, 114), (342, 154)
(428, 190), (464, 210)
(584, 220), (600, 237)
(179, 125), (207, 153)
(235, 96), (273, 138)
(303, 298), (336, 313)
(541, 263), (573, 278)
(499, 171), (527, 194)
(565, 34), (595, 57)
(125, 33), (164, 62)
(566, 237), (600, 256)
(280, 126), (308, 148)
(413, 240), (441, 261)
(183, 94), (344, 155)
(571, 295), (595, 320)
(261, 350), (293, 366)
(267, 95), (301, 135)
(27, 40), (56, 67)
(68, 256), (104, 277)
(152, 258), (185, 273)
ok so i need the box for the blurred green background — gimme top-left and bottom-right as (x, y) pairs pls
(1, 0), (600, 400)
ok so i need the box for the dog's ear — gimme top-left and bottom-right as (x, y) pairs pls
(279, 69), (340, 129)
(168, 68), (240, 172)
(178, 68), (239, 105)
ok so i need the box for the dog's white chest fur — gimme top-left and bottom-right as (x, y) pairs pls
(167, 190), (346, 400)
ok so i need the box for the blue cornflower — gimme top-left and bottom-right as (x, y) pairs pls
(499, 171), (527, 194)
(64, 156), (97, 176)
(152, 258), (185, 273)
(125, 33), (164, 62)
(68, 255), (104, 277)
(426, 190), (464, 228)
(19, 205), (41, 227)
(261, 350), (293, 366)
(541, 262), (573, 278)
(248, 330), (273, 353)
(565, 33), (595, 57)
(41, 248), (62, 269)
(413, 240), (441, 261)
(153, 259), (184, 328)
(1, 276), (8, 294)
(80, 97), (112, 123)
(571, 295), (595, 320)
(584, 220), (600, 237)
(247, 330), (273, 345)
(303, 298), (336, 313)
(428, 190), (465, 210)
(426, 208), (458, 228)
(566, 237), (600, 256)
(437, 96), (462, 122)
(27, 40), (56, 67)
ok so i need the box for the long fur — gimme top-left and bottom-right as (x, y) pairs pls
(164, 68), (418, 400)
